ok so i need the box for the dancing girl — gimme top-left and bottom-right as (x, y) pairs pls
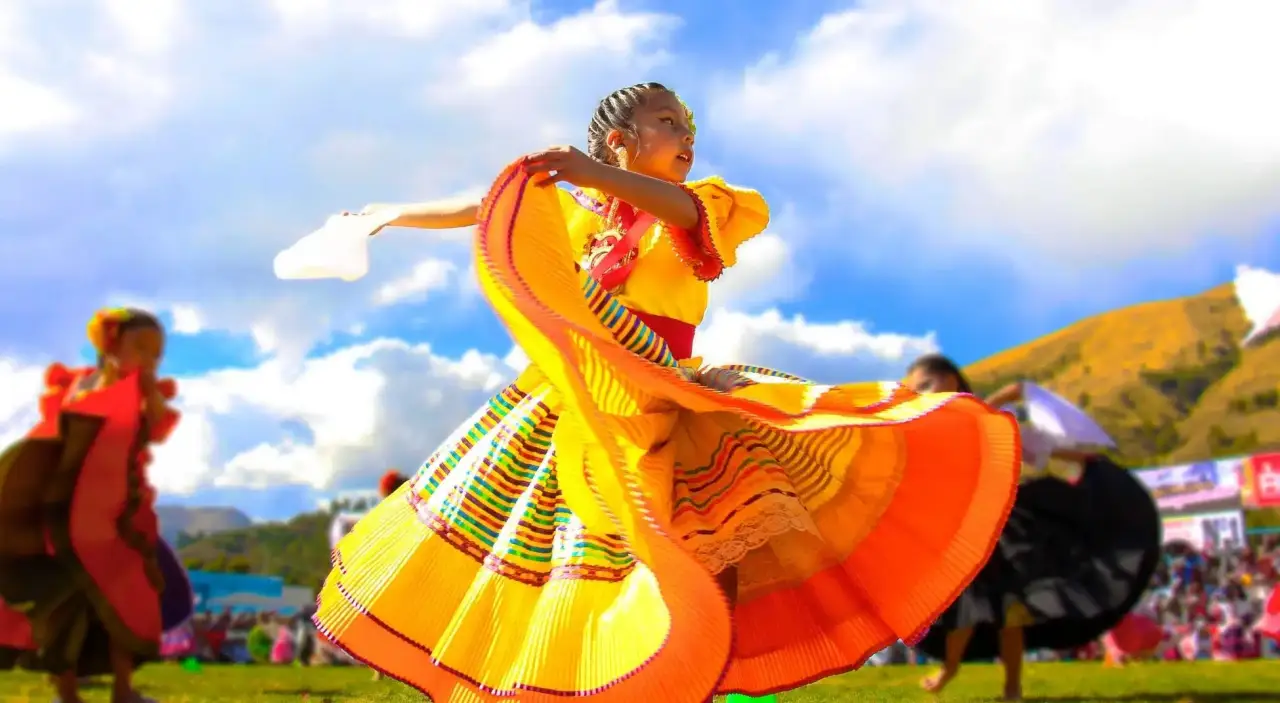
(0, 308), (180, 703)
(310, 83), (1023, 702)
(908, 354), (1161, 701)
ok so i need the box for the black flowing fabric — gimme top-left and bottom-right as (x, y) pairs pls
(157, 540), (194, 631)
(918, 456), (1161, 661)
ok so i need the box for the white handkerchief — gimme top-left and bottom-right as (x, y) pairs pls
(273, 209), (401, 282)
(1019, 381), (1116, 449)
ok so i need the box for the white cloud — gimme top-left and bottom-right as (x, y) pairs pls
(428, 0), (678, 150)
(0, 0), (184, 146)
(374, 258), (456, 306)
(0, 72), (78, 138)
(148, 410), (218, 494)
(268, 0), (513, 38)
(502, 345), (530, 373)
(101, 0), (183, 55)
(154, 339), (509, 493)
(712, 0), (1280, 266)
(696, 308), (939, 383)
(0, 358), (44, 448)
(169, 304), (204, 334)
(709, 231), (809, 309)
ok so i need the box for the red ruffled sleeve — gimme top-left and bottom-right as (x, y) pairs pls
(149, 378), (180, 443)
(36, 363), (82, 430)
(663, 176), (770, 281)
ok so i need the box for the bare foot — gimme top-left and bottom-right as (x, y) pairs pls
(1002, 682), (1023, 701)
(920, 668), (957, 693)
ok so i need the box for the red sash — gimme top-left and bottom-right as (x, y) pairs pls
(584, 208), (656, 292)
(631, 310), (695, 361)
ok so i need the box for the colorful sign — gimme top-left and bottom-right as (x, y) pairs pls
(1161, 510), (1245, 550)
(1242, 451), (1280, 508)
(1134, 458), (1243, 515)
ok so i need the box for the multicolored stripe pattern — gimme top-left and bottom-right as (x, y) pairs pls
(405, 382), (639, 585)
(400, 275), (826, 585)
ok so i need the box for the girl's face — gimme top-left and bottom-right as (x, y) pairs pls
(905, 368), (960, 393)
(611, 90), (695, 182)
(111, 326), (165, 375)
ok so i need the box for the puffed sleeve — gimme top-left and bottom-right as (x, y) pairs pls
(149, 378), (180, 443)
(666, 176), (770, 279)
(38, 363), (79, 422)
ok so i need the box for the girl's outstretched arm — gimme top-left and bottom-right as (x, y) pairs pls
(365, 197), (481, 231)
(588, 166), (700, 230)
(985, 382), (1025, 407)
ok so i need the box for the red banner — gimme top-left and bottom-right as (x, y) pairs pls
(1242, 452), (1280, 508)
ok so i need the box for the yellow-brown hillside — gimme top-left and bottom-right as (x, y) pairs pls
(965, 283), (1280, 467)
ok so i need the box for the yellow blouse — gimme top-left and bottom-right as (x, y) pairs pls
(556, 177), (769, 325)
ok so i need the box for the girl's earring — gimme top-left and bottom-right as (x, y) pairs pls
(615, 148), (628, 170)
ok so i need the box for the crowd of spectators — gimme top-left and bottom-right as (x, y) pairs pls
(870, 536), (1280, 666)
(160, 604), (350, 665)
(161, 538), (1278, 667)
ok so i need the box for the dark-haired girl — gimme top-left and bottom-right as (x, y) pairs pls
(0, 308), (181, 703)
(311, 84), (1021, 702)
(906, 354), (1161, 701)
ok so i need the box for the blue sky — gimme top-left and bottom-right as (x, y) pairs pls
(1, 0), (1277, 521)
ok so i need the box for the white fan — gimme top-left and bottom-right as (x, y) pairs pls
(1013, 382), (1115, 463)
(273, 209), (402, 282)
(1233, 265), (1280, 346)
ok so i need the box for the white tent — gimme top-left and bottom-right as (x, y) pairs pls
(1234, 265), (1280, 345)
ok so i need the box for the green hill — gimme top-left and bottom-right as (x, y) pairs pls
(177, 509), (336, 590)
(965, 283), (1279, 466)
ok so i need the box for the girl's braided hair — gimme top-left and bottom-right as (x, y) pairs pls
(88, 307), (164, 368)
(587, 82), (691, 166)
(907, 353), (974, 394)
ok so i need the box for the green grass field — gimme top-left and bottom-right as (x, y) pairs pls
(3, 662), (1280, 703)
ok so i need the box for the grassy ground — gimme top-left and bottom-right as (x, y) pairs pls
(3, 661), (1279, 703)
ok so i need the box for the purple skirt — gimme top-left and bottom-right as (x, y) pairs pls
(157, 540), (194, 630)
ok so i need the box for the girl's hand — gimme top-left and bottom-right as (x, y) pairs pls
(524, 145), (606, 188)
(986, 382), (1024, 407)
(139, 366), (158, 397)
(139, 367), (172, 415)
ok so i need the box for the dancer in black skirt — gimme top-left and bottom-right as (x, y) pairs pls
(906, 354), (1161, 701)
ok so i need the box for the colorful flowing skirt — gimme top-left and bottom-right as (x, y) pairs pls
(918, 456), (1162, 662)
(0, 371), (167, 675)
(313, 161), (1021, 702)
